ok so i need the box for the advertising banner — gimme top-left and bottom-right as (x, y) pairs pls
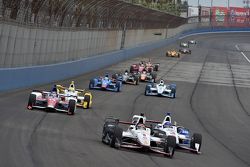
(212, 7), (228, 22)
(201, 7), (211, 16)
(188, 7), (199, 17)
(229, 7), (250, 26)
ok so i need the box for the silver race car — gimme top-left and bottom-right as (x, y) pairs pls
(150, 113), (202, 154)
(114, 70), (139, 85)
(179, 48), (191, 54)
(188, 40), (197, 44)
(102, 114), (176, 158)
(145, 80), (176, 98)
(180, 42), (189, 48)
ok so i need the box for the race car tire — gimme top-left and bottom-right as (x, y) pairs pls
(110, 126), (123, 149)
(129, 66), (134, 73)
(83, 94), (91, 109)
(154, 65), (159, 71)
(164, 136), (176, 158)
(89, 80), (95, 89)
(191, 133), (202, 153)
(116, 82), (121, 92)
(151, 72), (157, 83)
(134, 76), (139, 85)
(144, 85), (151, 96)
(27, 94), (36, 110)
(68, 99), (76, 115)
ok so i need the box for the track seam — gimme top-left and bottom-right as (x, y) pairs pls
(226, 51), (250, 116)
(27, 113), (47, 167)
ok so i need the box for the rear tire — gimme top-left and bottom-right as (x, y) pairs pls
(135, 76), (139, 85)
(151, 72), (157, 83)
(89, 80), (94, 89)
(116, 82), (121, 92)
(83, 94), (91, 109)
(68, 100), (76, 115)
(164, 136), (176, 158)
(110, 126), (123, 149)
(154, 65), (159, 71)
(145, 85), (151, 96)
(27, 94), (36, 110)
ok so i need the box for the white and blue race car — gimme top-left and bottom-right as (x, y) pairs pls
(150, 113), (202, 154)
(89, 74), (122, 92)
(144, 80), (176, 98)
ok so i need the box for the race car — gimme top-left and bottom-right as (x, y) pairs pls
(55, 81), (92, 109)
(180, 42), (189, 48)
(179, 48), (191, 54)
(102, 114), (176, 158)
(89, 74), (122, 92)
(145, 80), (176, 98)
(139, 70), (157, 83)
(166, 50), (181, 58)
(150, 113), (202, 154)
(130, 60), (159, 73)
(113, 70), (139, 85)
(188, 40), (197, 44)
(27, 90), (76, 115)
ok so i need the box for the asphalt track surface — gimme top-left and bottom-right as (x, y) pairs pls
(0, 33), (250, 167)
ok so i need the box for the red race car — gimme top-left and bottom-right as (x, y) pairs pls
(130, 60), (159, 73)
(27, 90), (77, 115)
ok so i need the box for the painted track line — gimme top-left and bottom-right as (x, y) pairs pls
(235, 44), (250, 63)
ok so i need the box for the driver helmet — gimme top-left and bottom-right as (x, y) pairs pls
(68, 81), (75, 92)
(104, 73), (109, 80)
(163, 121), (172, 128)
(159, 79), (164, 86)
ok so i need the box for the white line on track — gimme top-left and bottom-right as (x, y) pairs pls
(235, 44), (250, 64)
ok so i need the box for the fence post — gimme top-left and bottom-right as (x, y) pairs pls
(120, 22), (126, 50)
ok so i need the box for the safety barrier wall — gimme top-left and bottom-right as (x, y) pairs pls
(0, 22), (123, 68)
(1, 22), (250, 91)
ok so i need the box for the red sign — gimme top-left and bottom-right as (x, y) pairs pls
(229, 7), (250, 27)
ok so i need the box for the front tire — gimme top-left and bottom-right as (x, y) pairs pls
(68, 100), (76, 115)
(191, 133), (202, 153)
(27, 94), (36, 110)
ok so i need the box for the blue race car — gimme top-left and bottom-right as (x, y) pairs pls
(89, 74), (122, 92)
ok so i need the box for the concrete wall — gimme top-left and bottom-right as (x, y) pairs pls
(0, 22), (122, 68)
(1, 21), (250, 92)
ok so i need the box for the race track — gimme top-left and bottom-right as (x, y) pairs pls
(0, 33), (250, 167)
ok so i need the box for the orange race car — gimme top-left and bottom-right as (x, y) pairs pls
(166, 50), (181, 58)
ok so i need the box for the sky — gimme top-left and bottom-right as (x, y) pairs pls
(186, 0), (247, 7)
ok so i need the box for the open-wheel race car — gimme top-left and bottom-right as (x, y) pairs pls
(188, 40), (197, 44)
(145, 80), (176, 98)
(179, 48), (191, 54)
(166, 50), (181, 58)
(139, 70), (157, 83)
(56, 81), (92, 109)
(150, 113), (202, 154)
(130, 60), (159, 73)
(102, 114), (176, 158)
(113, 70), (140, 85)
(27, 90), (76, 115)
(180, 42), (189, 48)
(89, 73), (122, 92)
